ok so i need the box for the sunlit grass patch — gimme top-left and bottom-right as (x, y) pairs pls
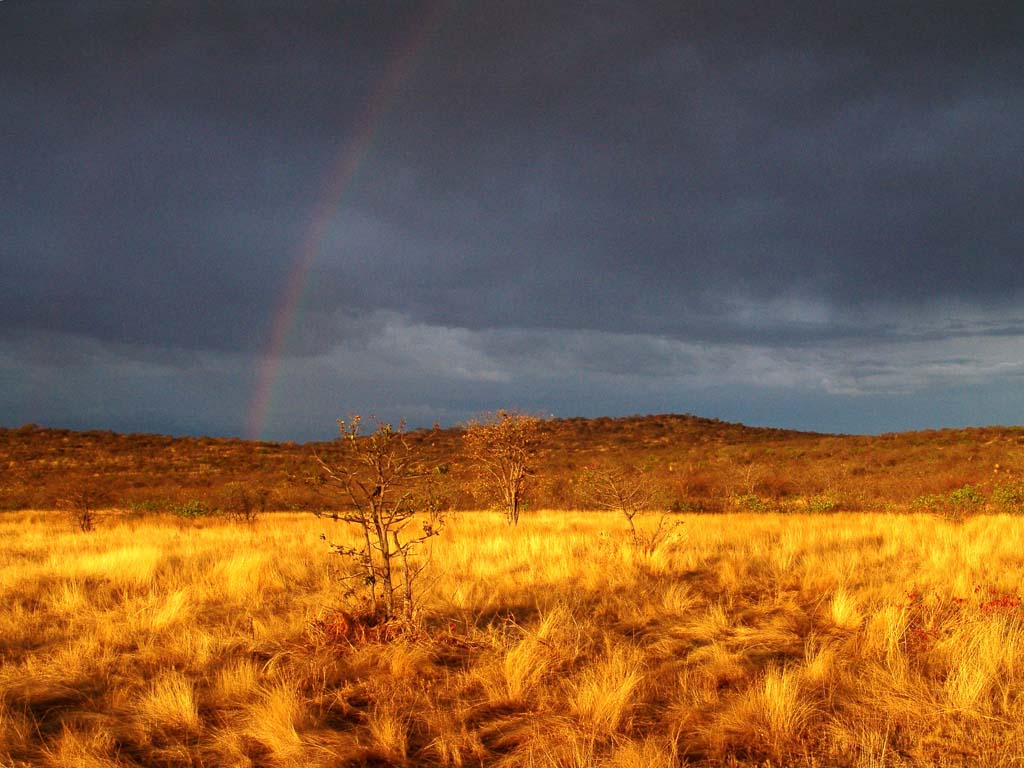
(242, 682), (312, 763)
(710, 664), (817, 760)
(68, 544), (164, 591)
(136, 671), (201, 735)
(2, 509), (1024, 765)
(570, 639), (644, 732)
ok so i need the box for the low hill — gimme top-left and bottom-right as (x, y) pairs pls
(1, 414), (1022, 513)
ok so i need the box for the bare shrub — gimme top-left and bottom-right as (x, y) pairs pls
(57, 485), (105, 532)
(463, 410), (544, 525)
(315, 416), (443, 623)
(218, 482), (269, 524)
(578, 463), (678, 553)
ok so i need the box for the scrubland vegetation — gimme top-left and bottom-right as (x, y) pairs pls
(3, 508), (1024, 766)
(3, 416), (1024, 515)
(3, 414), (1024, 765)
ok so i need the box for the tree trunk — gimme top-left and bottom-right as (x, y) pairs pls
(372, 503), (395, 618)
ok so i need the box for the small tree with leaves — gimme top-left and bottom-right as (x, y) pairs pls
(315, 416), (442, 623)
(463, 410), (543, 525)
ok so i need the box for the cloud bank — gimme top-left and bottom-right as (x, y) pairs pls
(2, 1), (1022, 438)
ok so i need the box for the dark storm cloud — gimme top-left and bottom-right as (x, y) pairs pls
(356, 0), (1024, 337)
(2, 1), (1023, 437)
(2, 0), (412, 351)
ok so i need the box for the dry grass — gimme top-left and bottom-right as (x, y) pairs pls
(2, 508), (1024, 766)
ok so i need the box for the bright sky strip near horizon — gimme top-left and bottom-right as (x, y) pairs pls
(1, 1), (1023, 441)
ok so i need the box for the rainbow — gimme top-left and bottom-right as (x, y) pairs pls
(245, 3), (451, 440)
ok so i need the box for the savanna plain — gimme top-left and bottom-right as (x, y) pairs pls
(4, 507), (1024, 767)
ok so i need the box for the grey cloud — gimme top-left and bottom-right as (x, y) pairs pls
(272, 310), (1024, 434)
(2, 1), (1023, 436)
(4, 310), (1022, 439)
(311, 309), (1024, 396)
(0, 331), (251, 435)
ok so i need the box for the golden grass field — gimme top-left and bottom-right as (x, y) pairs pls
(2, 509), (1023, 767)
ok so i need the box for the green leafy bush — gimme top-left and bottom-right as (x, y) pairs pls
(126, 499), (169, 516)
(949, 484), (984, 513)
(172, 500), (212, 518)
(911, 494), (947, 514)
(734, 493), (772, 513)
(807, 495), (838, 513)
(992, 482), (1024, 514)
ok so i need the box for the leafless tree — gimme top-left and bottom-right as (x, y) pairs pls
(58, 485), (105, 532)
(218, 482), (269, 524)
(314, 416), (443, 622)
(578, 463), (677, 553)
(463, 410), (543, 525)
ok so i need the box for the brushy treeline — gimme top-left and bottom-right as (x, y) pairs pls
(2, 415), (1023, 515)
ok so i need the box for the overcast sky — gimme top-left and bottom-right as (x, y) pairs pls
(2, 1), (1023, 440)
